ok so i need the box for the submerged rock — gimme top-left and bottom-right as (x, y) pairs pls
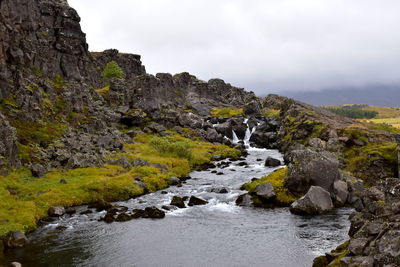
(4, 231), (28, 248)
(144, 207), (165, 219)
(290, 186), (334, 215)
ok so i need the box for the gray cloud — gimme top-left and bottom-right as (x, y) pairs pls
(69, 0), (400, 94)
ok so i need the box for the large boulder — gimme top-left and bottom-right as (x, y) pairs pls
(3, 231), (29, 248)
(178, 113), (203, 129)
(254, 183), (276, 201)
(333, 180), (349, 207)
(285, 146), (340, 194)
(290, 186), (334, 215)
(144, 206), (165, 219)
(235, 193), (253, 207)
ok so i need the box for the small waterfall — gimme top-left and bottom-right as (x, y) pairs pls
(232, 130), (240, 144)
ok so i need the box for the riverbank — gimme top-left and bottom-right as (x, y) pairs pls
(0, 133), (240, 240)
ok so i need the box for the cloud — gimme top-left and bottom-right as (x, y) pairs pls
(69, 0), (400, 94)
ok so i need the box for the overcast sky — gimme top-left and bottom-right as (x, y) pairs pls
(69, 0), (400, 95)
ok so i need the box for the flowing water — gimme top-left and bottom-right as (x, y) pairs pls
(3, 147), (352, 267)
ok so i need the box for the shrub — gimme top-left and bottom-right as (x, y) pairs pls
(149, 136), (193, 160)
(211, 107), (243, 117)
(102, 61), (124, 79)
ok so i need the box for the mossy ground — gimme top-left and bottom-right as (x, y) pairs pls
(0, 133), (239, 237)
(210, 107), (243, 117)
(242, 167), (300, 206)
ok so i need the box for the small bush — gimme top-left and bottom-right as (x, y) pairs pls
(149, 136), (193, 160)
(211, 107), (243, 117)
(102, 61), (124, 79)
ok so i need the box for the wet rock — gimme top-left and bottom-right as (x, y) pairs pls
(115, 213), (132, 222)
(211, 187), (229, 194)
(170, 196), (186, 208)
(144, 207), (165, 219)
(103, 213), (115, 223)
(188, 196), (208, 206)
(10, 262), (22, 267)
(4, 231), (28, 248)
(162, 205), (178, 211)
(65, 207), (76, 215)
(90, 199), (112, 212)
(235, 194), (253, 207)
(168, 177), (181, 186)
(290, 186), (334, 215)
(264, 157), (281, 167)
(30, 163), (47, 178)
(254, 183), (276, 201)
(80, 209), (93, 215)
(48, 206), (66, 217)
(348, 238), (370, 256)
(333, 180), (349, 207)
(237, 162), (248, 166)
(216, 172), (224, 175)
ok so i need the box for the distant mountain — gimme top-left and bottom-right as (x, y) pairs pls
(277, 85), (400, 107)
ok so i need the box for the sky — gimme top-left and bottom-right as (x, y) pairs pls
(69, 0), (400, 95)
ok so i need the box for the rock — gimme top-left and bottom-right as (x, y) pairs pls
(333, 180), (349, 207)
(211, 187), (229, 194)
(115, 213), (132, 222)
(235, 194), (253, 207)
(264, 157), (281, 167)
(168, 177), (181, 186)
(103, 213), (115, 223)
(144, 207), (165, 219)
(48, 206), (66, 217)
(290, 186), (334, 215)
(30, 163), (46, 178)
(161, 205), (177, 211)
(309, 138), (327, 150)
(285, 146), (340, 194)
(254, 183), (276, 201)
(10, 262), (22, 267)
(206, 128), (223, 143)
(65, 207), (76, 215)
(4, 231), (28, 248)
(212, 154), (222, 161)
(348, 238), (369, 256)
(147, 123), (166, 133)
(59, 179), (68, 184)
(178, 113), (203, 129)
(90, 199), (112, 212)
(170, 196), (186, 208)
(188, 196), (208, 206)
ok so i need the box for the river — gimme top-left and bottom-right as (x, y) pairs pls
(3, 147), (352, 267)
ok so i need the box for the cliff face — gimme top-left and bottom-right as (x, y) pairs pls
(0, 0), (260, 171)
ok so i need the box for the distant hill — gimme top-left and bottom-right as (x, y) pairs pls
(278, 85), (400, 107)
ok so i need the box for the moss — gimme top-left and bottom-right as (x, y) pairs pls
(210, 107), (244, 117)
(261, 108), (280, 117)
(242, 167), (300, 206)
(51, 75), (66, 92)
(344, 141), (397, 180)
(0, 133), (240, 237)
(95, 85), (110, 99)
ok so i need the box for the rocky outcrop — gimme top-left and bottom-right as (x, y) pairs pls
(284, 145), (340, 194)
(290, 186), (334, 215)
(0, 113), (19, 170)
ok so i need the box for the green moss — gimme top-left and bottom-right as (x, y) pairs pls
(210, 107), (244, 117)
(11, 120), (67, 148)
(51, 75), (66, 92)
(0, 133), (240, 237)
(242, 167), (299, 205)
(261, 108), (280, 117)
(344, 141), (397, 179)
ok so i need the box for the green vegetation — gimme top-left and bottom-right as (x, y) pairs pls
(326, 107), (378, 119)
(0, 133), (239, 236)
(102, 61), (124, 80)
(210, 107), (243, 117)
(242, 167), (300, 206)
(95, 85), (110, 99)
(261, 108), (280, 117)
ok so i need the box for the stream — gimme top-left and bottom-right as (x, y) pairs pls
(3, 146), (352, 267)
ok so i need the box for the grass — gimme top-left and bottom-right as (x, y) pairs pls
(210, 107), (243, 117)
(261, 108), (280, 117)
(95, 85), (110, 99)
(0, 133), (240, 237)
(242, 167), (300, 206)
